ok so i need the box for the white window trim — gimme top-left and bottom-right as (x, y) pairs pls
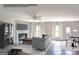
(55, 25), (60, 37)
(35, 25), (41, 37)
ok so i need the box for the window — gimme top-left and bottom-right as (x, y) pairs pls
(66, 27), (71, 34)
(35, 25), (41, 37)
(55, 25), (59, 37)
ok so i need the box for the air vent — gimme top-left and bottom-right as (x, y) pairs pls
(3, 4), (38, 7)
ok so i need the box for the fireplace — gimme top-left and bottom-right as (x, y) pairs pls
(18, 33), (27, 41)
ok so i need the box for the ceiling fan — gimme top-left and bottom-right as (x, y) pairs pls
(29, 13), (41, 20)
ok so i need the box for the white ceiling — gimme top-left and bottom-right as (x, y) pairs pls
(0, 4), (79, 22)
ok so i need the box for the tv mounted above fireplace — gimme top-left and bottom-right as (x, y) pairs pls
(16, 24), (28, 30)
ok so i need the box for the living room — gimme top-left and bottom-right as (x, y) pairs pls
(0, 4), (79, 55)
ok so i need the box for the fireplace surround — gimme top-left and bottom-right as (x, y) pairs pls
(18, 33), (27, 41)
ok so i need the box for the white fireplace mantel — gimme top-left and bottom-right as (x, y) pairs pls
(17, 30), (29, 33)
(16, 30), (29, 44)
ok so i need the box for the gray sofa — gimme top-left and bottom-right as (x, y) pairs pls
(32, 37), (51, 50)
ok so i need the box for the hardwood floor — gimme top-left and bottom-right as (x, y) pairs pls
(46, 41), (79, 55)
(0, 41), (79, 55)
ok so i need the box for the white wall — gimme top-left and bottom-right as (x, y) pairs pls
(30, 22), (52, 38)
(51, 21), (79, 40)
(63, 21), (79, 40)
(1, 18), (79, 43)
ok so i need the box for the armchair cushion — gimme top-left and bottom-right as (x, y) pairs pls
(32, 37), (50, 50)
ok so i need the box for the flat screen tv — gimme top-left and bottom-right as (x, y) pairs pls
(16, 24), (28, 30)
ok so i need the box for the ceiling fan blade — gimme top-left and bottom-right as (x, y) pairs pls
(28, 13), (42, 20)
(29, 14), (33, 17)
